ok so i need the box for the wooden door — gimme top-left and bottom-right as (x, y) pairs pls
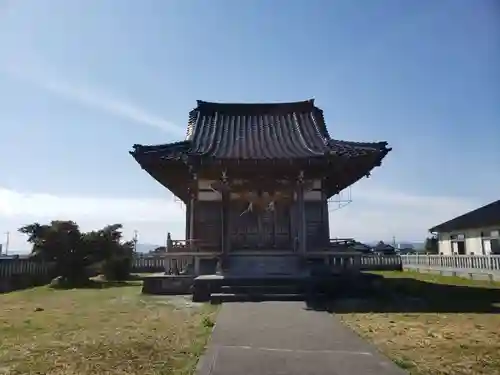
(229, 201), (292, 250)
(230, 202), (259, 250)
(259, 209), (274, 248)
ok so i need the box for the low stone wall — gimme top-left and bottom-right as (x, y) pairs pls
(141, 275), (195, 295)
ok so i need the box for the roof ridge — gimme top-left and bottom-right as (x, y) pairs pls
(195, 99), (316, 114)
(429, 199), (500, 232)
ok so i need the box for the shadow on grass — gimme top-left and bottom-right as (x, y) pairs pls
(305, 274), (500, 314)
(49, 276), (142, 290)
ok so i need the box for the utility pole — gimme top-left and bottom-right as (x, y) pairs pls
(5, 231), (10, 255)
(132, 230), (138, 253)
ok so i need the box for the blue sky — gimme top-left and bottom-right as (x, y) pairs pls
(0, 0), (499, 251)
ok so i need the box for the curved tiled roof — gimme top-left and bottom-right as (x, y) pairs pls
(132, 100), (391, 163)
(130, 99), (392, 200)
(186, 99), (332, 159)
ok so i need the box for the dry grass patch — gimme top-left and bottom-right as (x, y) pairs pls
(337, 272), (500, 375)
(0, 282), (217, 375)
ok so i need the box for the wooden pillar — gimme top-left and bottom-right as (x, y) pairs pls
(297, 172), (306, 255)
(187, 169), (198, 251)
(290, 200), (297, 251)
(194, 256), (200, 275)
(272, 205), (278, 248)
(188, 192), (196, 250)
(220, 172), (231, 265)
(322, 190), (330, 246)
(185, 199), (191, 241)
(221, 190), (230, 253)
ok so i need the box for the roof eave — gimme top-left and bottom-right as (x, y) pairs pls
(323, 148), (391, 198)
(130, 153), (191, 202)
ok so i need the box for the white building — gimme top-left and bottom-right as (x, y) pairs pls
(429, 199), (500, 255)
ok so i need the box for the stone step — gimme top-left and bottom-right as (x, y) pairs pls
(218, 284), (305, 295)
(210, 293), (307, 303)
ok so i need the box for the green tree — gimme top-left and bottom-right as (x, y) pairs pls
(89, 224), (134, 280)
(19, 221), (134, 284)
(19, 220), (91, 283)
(424, 235), (439, 254)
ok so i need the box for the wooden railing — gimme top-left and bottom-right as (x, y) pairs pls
(329, 238), (356, 247)
(132, 253), (403, 274)
(166, 239), (219, 252)
(133, 255), (195, 274)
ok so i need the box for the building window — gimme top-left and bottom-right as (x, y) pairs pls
(481, 229), (500, 255)
(491, 239), (500, 254)
(481, 230), (499, 238)
(450, 234), (465, 241)
(450, 233), (466, 255)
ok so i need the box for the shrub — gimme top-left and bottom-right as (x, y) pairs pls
(102, 256), (132, 281)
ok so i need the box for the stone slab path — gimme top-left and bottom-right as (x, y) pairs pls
(196, 301), (407, 375)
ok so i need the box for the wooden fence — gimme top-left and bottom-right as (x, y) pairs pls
(0, 258), (54, 292)
(0, 258), (53, 279)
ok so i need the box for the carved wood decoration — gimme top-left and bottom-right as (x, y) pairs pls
(209, 178), (315, 216)
(236, 190), (291, 216)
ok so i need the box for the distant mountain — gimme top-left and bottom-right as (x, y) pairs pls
(364, 241), (425, 250)
(134, 243), (162, 253)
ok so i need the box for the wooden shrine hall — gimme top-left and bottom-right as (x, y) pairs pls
(131, 99), (391, 280)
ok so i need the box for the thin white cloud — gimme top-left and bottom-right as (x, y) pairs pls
(330, 186), (480, 242)
(0, 187), (186, 253)
(0, 186), (481, 253)
(0, 188), (185, 221)
(3, 64), (185, 135)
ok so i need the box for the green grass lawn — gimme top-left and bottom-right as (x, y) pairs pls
(0, 281), (217, 375)
(338, 271), (500, 375)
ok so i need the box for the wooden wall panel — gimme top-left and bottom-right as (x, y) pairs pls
(305, 201), (328, 249)
(193, 201), (221, 248)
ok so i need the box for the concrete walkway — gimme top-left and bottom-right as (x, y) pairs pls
(197, 301), (407, 375)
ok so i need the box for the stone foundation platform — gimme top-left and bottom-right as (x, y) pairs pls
(192, 272), (383, 302)
(142, 274), (194, 295)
